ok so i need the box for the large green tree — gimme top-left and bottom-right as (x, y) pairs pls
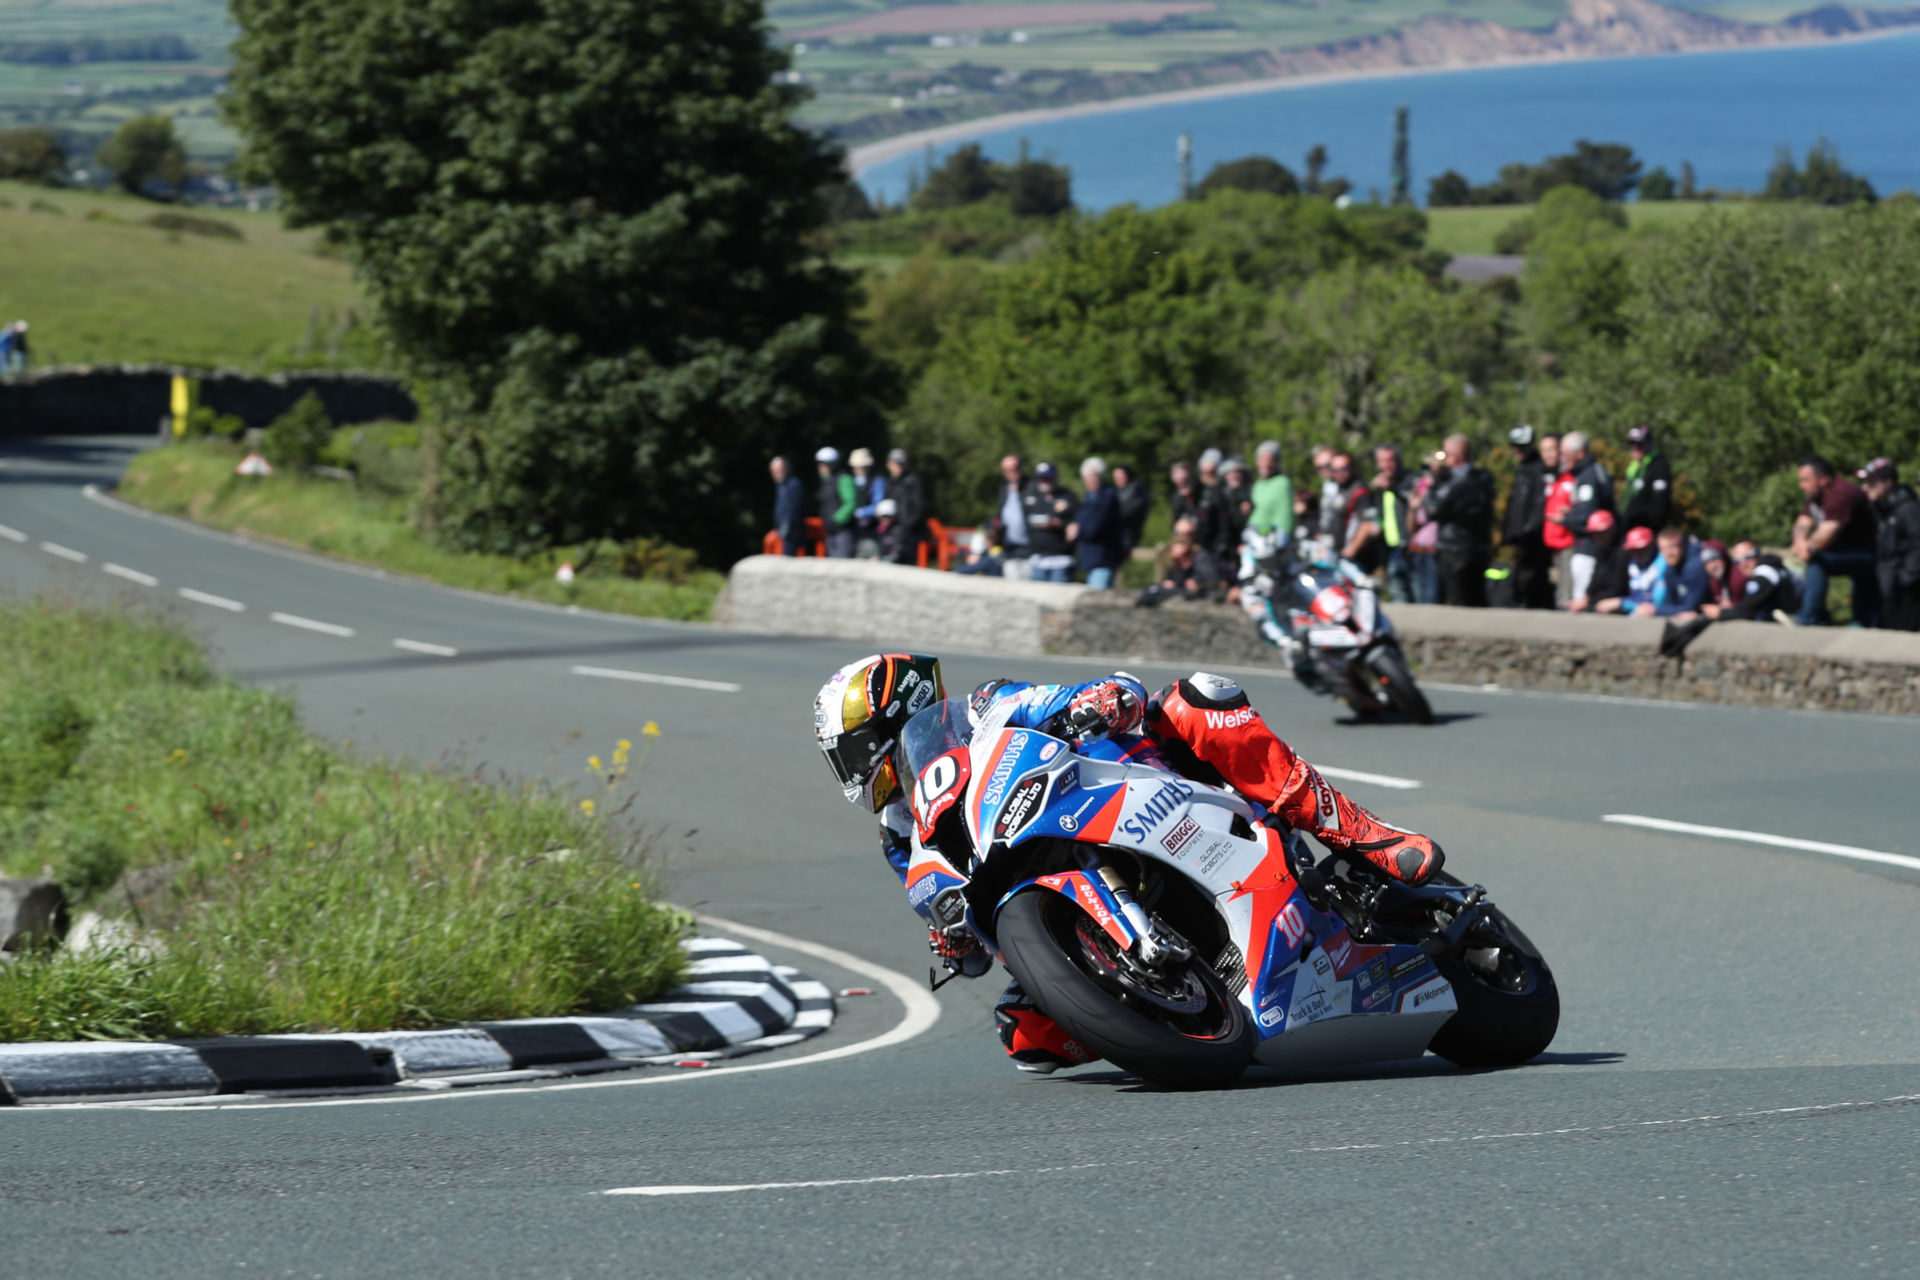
(224, 0), (884, 561)
(96, 114), (186, 196)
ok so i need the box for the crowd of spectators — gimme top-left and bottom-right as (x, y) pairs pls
(769, 427), (1920, 632)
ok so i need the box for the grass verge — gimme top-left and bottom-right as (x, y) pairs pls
(117, 441), (724, 623)
(0, 595), (687, 1042)
(1425, 199), (1755, 256)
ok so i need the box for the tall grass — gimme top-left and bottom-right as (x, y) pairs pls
(119, 442), (723, 623)
(0, 597), (686, 1042)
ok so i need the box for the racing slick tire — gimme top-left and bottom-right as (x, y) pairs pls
(996, 887), (1253, 1090)
(1426, 897), (1559, 1068)
(1369, 647), (1432, 725)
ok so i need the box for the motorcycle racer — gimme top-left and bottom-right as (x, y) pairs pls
(813, 653), (1444, 1074)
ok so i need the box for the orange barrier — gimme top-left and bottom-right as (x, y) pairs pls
(764, 518), (973, 571)
(763, 517), (827, 558)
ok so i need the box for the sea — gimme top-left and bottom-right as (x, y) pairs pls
(854, 30), (1920, 208)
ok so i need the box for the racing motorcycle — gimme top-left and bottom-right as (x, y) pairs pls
(1241, 534), (1431, 725)
(901, 696), (1557, 1089)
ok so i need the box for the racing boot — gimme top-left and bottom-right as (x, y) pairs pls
(993, 984), (1095, 1075)
(1147, 672), (1443, 886)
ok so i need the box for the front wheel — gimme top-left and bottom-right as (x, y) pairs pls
(1370, 647), (1433, 725)
(996, 889), (1253, 1090)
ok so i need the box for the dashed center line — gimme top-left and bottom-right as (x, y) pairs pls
(393, 638), (459, 657)
(571, 665), (742, 693)
(40, 541), (87, 563)
(179, 588), (245, 612)
(103, 563), (159, 588)
(0, 523), (25, 543)
(270, 611), (356, 638)
(1317, 765), (1422, 790)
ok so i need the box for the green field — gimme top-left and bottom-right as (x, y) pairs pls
(1424, 198), (1745, 255)
(0, 179), (373, 369)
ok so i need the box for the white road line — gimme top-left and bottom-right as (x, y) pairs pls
(1316, 765), (1422, 791)
(0, 523), (25, 543)
(393, 638), (459, 657)
(1603, 814), (1920, 874)
(102, 563), (158, 588)
(179, 588), (245, 612)
(571, 664), (742, 693)
(40, 541), (87, 563)
(270, 611), (356, 638)
(607, 1162), (1126, 1197)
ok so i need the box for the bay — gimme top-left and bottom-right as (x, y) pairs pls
(855, 30), (1920, 208)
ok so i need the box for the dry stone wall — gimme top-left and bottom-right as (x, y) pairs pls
(0, 365), (416, 437)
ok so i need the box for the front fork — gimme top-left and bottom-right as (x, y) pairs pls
(1076, 849), (1192, 968)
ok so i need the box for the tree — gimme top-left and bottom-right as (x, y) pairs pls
(1427, 169), (1471, 208)
(1304, 144), (1328, 194)
(224, 0), (885, 563)
(915, 144), (1000, 211)
(1522, 186), (1631, 358)
(1764, 139), (1876, 205)
(1195, 155), (1298, 199)
(96, 114), (186, 196)
(1390, 105), (1411, 207)
(1535, 140), (1641, 202)
(1639, 167), (1676, 201)
(1002, 142), (1072, 217)
(0, 127), (66, 184)
(1679, 161), (1698, 200)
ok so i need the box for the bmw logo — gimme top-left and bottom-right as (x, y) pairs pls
(1058, 814), (1078, 832)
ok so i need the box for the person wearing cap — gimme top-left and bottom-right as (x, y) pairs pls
(883, 447), (928, 566)
(1790, 454), (1880, 627)
(953, 528), (1005, 577)
(1248, 440), (1293, 540)
(1069, 457), (1126, 589)
(815, 447), (857, 558)
(1687, 540), (1735, 619)
(1169, 460), (1228, 563)
(1723, 540), (1802, 623)
(1621, 425), (1673, 535)
(1556, 431), (1615, 604)
(1221, 456), (1253, 550)
(1860, 458), (1920, 631)
(1023, 462), (1077, 583)
(769, 455), (806, 556)
(1568, 510), (1627, 614)
(1503, 425), (1554, 610)
(848, 447), (886, 559)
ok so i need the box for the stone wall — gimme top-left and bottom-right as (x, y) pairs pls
(723, 556), (1920, 716)
(0, 365), (417, 437)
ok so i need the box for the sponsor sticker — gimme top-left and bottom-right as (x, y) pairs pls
(1409, 982), (1451, 1009)
(1161, 816), (1204, 857)
(978, 732), (1030, 810)
(1361, 983), (1393, 1011)
(1391, 954), (1431, 981)
(1202, 706), (1256, 730)
(1118, 779), (1196, 842)
(1039, 741), (1062, 762)
(907, 876), (939, 908)
(1290, 989), (1334, 1025)
(1195, 840), (1237, 877)
(992, 775), (1047, 839)
(1257, 1006), (1285, 1028)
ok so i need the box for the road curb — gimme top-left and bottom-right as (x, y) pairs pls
(0, 938), (835, 1106)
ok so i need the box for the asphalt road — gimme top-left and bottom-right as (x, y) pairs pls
(2, 437), (1917, 1278)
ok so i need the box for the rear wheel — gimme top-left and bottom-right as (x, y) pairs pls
(1371, 647), (1433, 725)
(996, 889), (1253, 1090)
(1427, 905), (1560, 1067)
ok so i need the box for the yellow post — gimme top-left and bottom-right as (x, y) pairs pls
(169, 375), (199, 438)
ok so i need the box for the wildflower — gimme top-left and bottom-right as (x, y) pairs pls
(641, 721), (662, 737)
(588, 755), (603, 772)
(630, 881), (641, 889)
(617, 738), (632, 753)
(580, 799), (596, 817)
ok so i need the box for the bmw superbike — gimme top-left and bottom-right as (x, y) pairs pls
(900, 696), (1557, 1089)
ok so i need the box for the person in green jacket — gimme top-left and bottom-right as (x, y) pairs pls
(816, 446), (859, 558)
(1248, 440), (1294, 541)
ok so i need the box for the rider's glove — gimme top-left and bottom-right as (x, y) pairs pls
(928, 922), (992, 979)
(1061, 678), (1143, 742)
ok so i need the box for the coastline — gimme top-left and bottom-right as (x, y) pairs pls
(847, 25), (1920, 178)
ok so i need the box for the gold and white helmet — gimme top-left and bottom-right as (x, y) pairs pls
(813, 653), (944, 812)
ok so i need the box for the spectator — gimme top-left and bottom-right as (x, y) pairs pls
(1197, 447), (1225, 495)
(815, 447), (856, 558)
(988, 454), (1031, 573)
(1248, 440), (1293, 539)
(884, 448), (928, 566)
(2, 321), (27, 374)
(1112, 462), (1152, 557)
(1791, 455), (1880, 627)
(1297, 444), (1334, 532)
(1137, 516), (1226, 606)
(1541, 434), (1577, 606)
(953, 529), (1004, 577)
(1427, 434), (1495, 607)
(1557, 431), (1616, 606)
(1859, 458), (1920, 632)
(848, 447), (885, 559)
(769, 455), (804, 556)
(1405, 463), (1440, 604)
(1070, 457), (1127, 589)
(1569, 510), (1627, 614)
(1654, 527), (1711, 617)
(1724, 540), (1802, 622)
(1503, 426), (1554, 610)
(0, 323), (13, 375)
(1621, 425), (1673, 535)
(1605, 527), (1667, 615)
(1169, 460), (1229, 563)
(1024, 462), (1077, 583)
(1221, 456), (1253, 550)
(1369, 445), (1414, 602)
(1692, 540), (1735, 618)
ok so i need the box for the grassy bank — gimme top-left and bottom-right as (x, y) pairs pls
(1424, 199), (1749, 256)
(0, 596), (687, 1042)
(118, 441), (724, 622)
(0, 179), (375, 370)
